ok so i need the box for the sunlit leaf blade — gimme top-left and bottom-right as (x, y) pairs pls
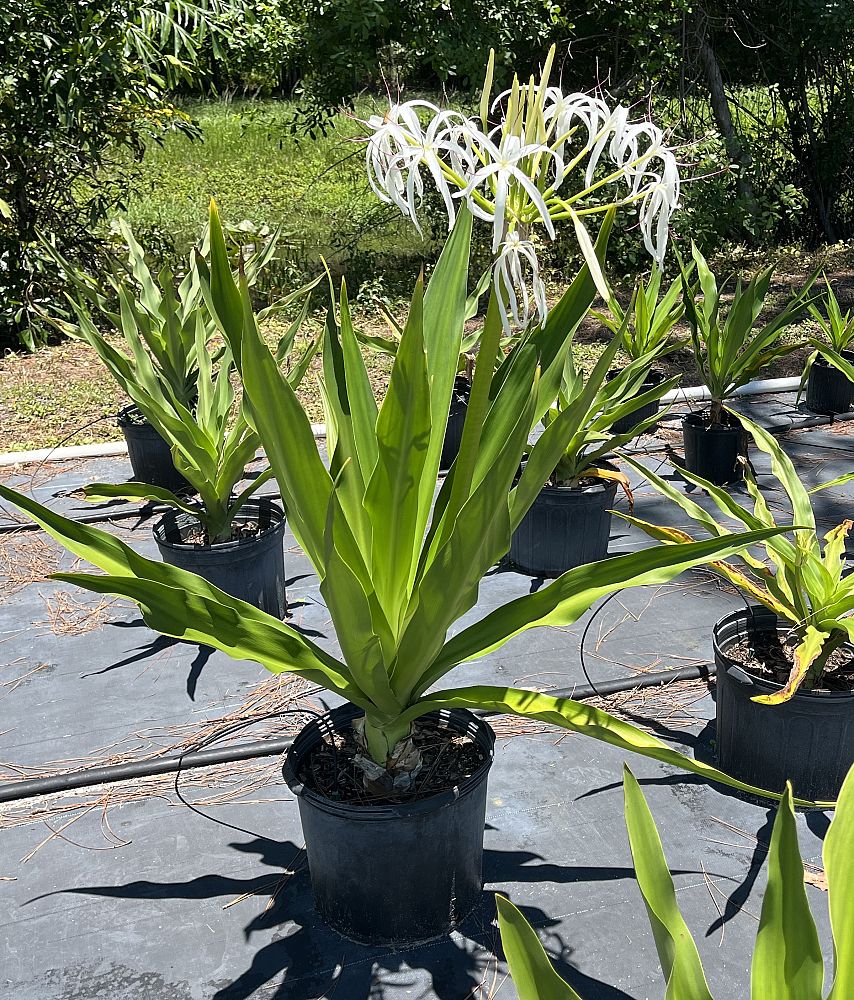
(363, 277), (431, 627)
(320, 493), (400, 715)
(0, 483), (362, 703)
(424, 528), (798, 690)
(207, 199), (244, 355)
(416, 207), (473, 537)
(237, 280), (333, 571)
(393, 364), (537, 701)
(622, 767), (714, 1000)
(400, 687), (830, 806)
(751, 783), (823, 1000)
(826, 763), (854, 999)
(82, 481), (199, 519)
(496, 895), (584, 1000)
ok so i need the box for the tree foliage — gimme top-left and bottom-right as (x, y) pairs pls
(0, 0), (233, 349)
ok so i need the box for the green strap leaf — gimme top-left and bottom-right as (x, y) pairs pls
(496, 895), (584, 1000)
(421, 527), (798, 694)
(56, 571), (362, 704)
(0, 483), (363, 705)
(237, 278), (333, 571)
(826, 763), (854, 999)
(417, 206), (474, 535)
(400, 687), (830, 806)
(320, 492), (400, 715)
(623, 766), (715, 1000)
(83, 482), (201, 520)
(322, 291), (373, 562)
(394, 360), (538, 701)
(363, 277), (432, 629)
(751, 783), (823, 1000)
(207, 199), (245, 357)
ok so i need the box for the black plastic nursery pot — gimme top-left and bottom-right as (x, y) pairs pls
(118, 405), (191, 494)
(440, 375), (471, 472)
(714, 606), (854, 801)
(282, 703), (495, 946)
(509, 475), (618, 577)
(607, 368), (664, 436)
(153, 498), (287, 618)
(805, 351), (854, 415)
(681, 410), (747, 486)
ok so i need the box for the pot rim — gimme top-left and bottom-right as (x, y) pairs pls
(283, 704), (496, 819)
(540, 476), (620, 495)
(714, 606), (854, 700)
(153, 497), (286, 553)
(682, 410), (743, 432)
(117, 403), (149, 428)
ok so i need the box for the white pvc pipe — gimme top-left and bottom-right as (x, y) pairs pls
(0, 380), (814, 468)
(0, 441), (130, 468)
(661, 376), (801, 405)
(0, 423), (327, 468)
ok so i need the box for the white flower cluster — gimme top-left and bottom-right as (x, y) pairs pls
(365, 89), (680, 332)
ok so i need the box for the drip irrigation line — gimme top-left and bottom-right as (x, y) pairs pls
(0, 663), (718, 806)
(173, 706), (327, 842)
(0, 489), (285, 534)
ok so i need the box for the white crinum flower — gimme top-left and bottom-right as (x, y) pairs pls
(493, 233), (548, 333)
(457, 130), (561, 254)
(363, 81), (681, 327)
(365, 101), (473, 235)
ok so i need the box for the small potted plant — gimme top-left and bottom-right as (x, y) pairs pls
(82, 325), (289, 617)
(65, 230), (319, 617)
(49, 220), (290, 491)
(498, 763), (854, 998)
(802, 276), (854, 414)
(508, 333), (679, 576)
(595, 264), (685, 435)
(678, 244), (816, 485)
(623, 410), (854, 800)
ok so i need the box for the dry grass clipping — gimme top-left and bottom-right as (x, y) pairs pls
(0, 533), (60, 600)
(34, 592), (117, 635)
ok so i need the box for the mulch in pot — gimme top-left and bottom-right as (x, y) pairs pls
(725, 631), (854, 692)
(297, 717), (489, 807)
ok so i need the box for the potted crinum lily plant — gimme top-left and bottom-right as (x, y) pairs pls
(802, 276), (854, 415)
(595, 264), (686, 435)
(46, 220), (287, 493)
(677, 244), (817, 485)
(508, 331), (680, 576)
(621, 410), (854, 800)
(0, 60), (805, 948)
(62, 229), (320, 617)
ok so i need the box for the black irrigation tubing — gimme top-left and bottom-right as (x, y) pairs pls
(0, 662), (717, 805)
(0, 489), (285, 534)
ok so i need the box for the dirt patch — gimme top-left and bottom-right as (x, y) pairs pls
(3, 243), (852, 453)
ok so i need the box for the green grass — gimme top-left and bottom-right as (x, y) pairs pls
(122, 99), (437, 294)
